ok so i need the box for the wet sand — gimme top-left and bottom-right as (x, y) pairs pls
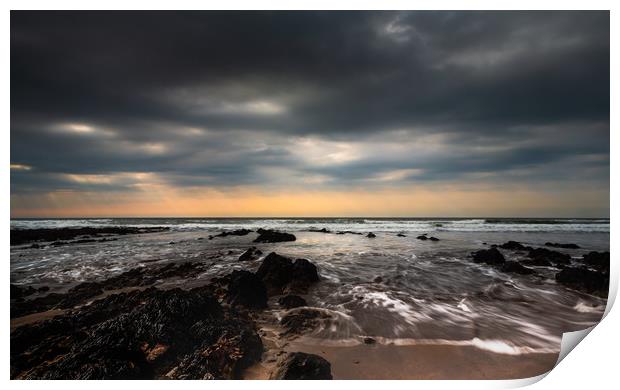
(245, 343), (558, 380)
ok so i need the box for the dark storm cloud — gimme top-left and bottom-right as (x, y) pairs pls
(10, 11), (610, 193)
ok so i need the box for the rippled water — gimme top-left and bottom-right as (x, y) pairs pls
(10, 218), (609, 355)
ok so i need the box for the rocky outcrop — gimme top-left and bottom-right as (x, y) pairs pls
(471, 248), (505, 265)
(11, 262), (206, 318)
(11, 227), (169, 246)
(226, 270), (268, 309)
(581, 251), (610, 272)
(270, 352), (332, 380)
(10, 287), (263, 379)
(499, 241), (528, 250)
(256, 253), (319, 295)
(527, 248), (571, 266)
(254, 229), (296, 243)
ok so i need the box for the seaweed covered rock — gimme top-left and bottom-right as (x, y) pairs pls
(270, 352), (332, 380)
(254, 229), (296, 243)
(256, 253), (319, 295)
(471, 248), (505, 265)
(11, 287), (262, 379)
(226, 270), (268, 309)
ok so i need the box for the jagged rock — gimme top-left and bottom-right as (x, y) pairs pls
(581, 251), (610, 272)
(278, 295), (307, 309)
(226, 270), (268, 309)
(270, 352), (332, 380)
(471, 248), (505, 265)
(254, 229), (296, 243)
(11, 227), (168, 246)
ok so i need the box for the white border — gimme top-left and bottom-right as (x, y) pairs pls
(3, 2), (617, 389)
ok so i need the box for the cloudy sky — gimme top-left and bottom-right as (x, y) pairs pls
(10, 11), (609, 217)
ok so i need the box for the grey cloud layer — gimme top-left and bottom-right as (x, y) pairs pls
(11, 11), (609, 194)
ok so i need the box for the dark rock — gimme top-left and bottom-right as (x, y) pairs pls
(11, 284), (37, 299)
(208, 229), (253, 240)
(527, 248), (571, 266)
(278, 295), (307, 309)
(499, 241), (528, 250)
(416, 235), (428, 241)
(11, 262), (206, 318)
(335, 231), (363, 235)
(520, 258), (553, 267)
(254, 229), (296, 243)
(500, 261), (536, 275)
(581, 251), (610, 273)
(396, 233), (406, 237)
(556, 267), (608, 297)
(366, 232), (376, 238)
(256, 253), (319, 295)
(373, 276), (383, 283)
(226, 270), (268, 309)
(270, 352), (332, 380)
(238, 246), (262, 261)
(471, 248), (505, 265)
(545, 242), (581, 249)
(429, 236), (440, 241)
(11, 227), (168, 246)
(363, 337), (376, 345)
(11, 287), (262, 379)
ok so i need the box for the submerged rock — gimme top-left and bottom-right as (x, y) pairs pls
(270, 352), (332, 380)
(238, 247), (262, 261)
(471, 248), (505, 265)
(278, 295), (307, 309)
(545, 242), (580, 249)
(280, 308), (329, 336)
(11, 287), (263, 379)
(254, 229), (296, 243)
(366, 232), (376, 238)
(226, 270), (268, 309)
(501, 261), (535, 275)
(209, 229), (253, 240)
(499, 241), (528, 250)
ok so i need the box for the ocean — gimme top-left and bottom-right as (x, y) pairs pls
(10, 217), (609, 357)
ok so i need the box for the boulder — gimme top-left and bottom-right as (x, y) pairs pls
(278, 295), (307, 309)
(254, 229), (296, 243)
(581, 251), (610, 272)
(256, 253), (319, 295)
(270, 352), (332, 380)
(226, 270), (268, 309)
(471, 248), (505, 265)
